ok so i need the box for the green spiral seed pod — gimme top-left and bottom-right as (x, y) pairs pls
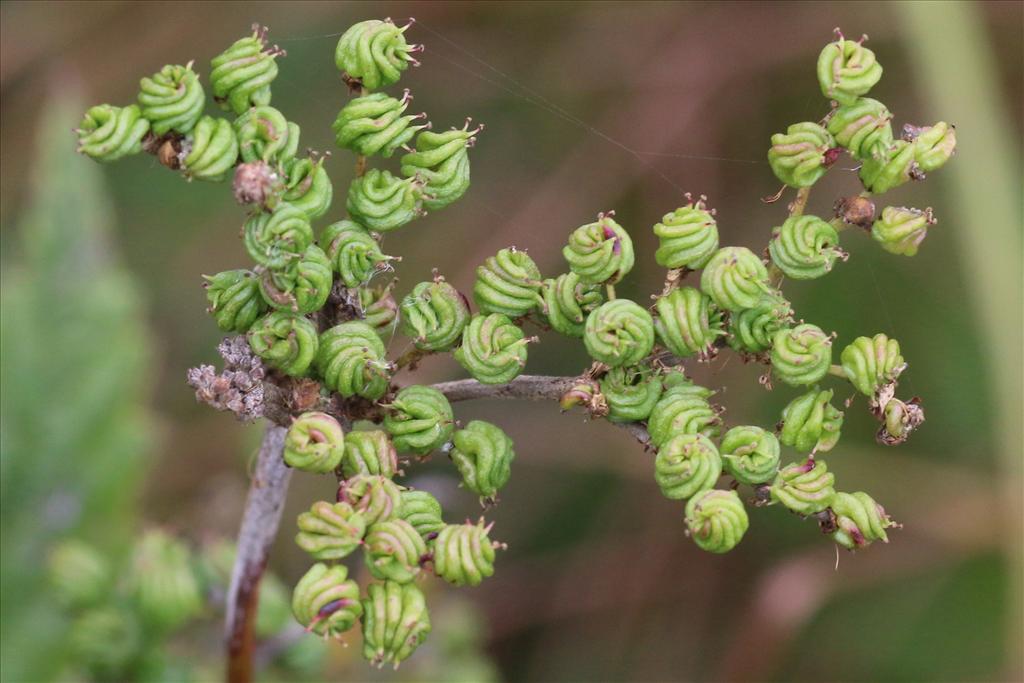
(726, 293), (793, 354)
(831, 491), (895, 550)
(563, 213), (635, 285)
(685, 489), (749, 554)
(243, 203), (314, 270)
(721, 426), (781, 486)
(768, 215), (843, 280)
(335, 19), (417, 91)
(474, 248), (543, 317)
(291, 562), (362, 638)
(700, 247), (772, 312)
(768, 122), (836, 188)
(771, 324), (832, 387)
(400, 279), (471, 351)
(401, 125), (478, 210)
(399, 490), (445, 538)
(654, 433), (722, 500)
(332, 91), (427, 158)
(320, 220), (394, 288)
(600, 366), (663, 423)
(454, 314), (531, 385)
(235, 105), (299, 166)
(248, 311), (319, 376)
(338, 474), (402, 526)
(48, 539), (112, 609)
(210, 26), (282, 115)
(433, 520), (502, 587)
(583, 299), (655, 367)
(647, 384), (720, 448)
(259, 245), (333, 314)
(281, 156), (333, 220)
(364, 519), (428, 583)
(652, 197), (720, 269)
(204, 269), (268, 332)
(360, 284), (400, 338)
(817, 32), (883, 105)
(316, 321), (391, 400)
(129, 531), (202, 632)
(771, 459), (836, 516)
(384, 385), (455, 455)
(859, 139), (916, 193)
(826, 98), (893, 160)
(347, 169), (424, 232)
(909, 121), (956, 173)
(840, 333), (905, 396)
(70, 607), (142, 678)
(654, 287), (725, 358)
(342, 430), (400, 479)
(295, 501), (366, 560)
(76, 104), (150, 162)
(871, 206), (935, 257)
(780, 388), (844, 453)
(362, 581), (431, 668)
(284, 411), (346, 473)
(451, 420), (515, 500)
(539, 272), (603, 338)
(182, 116), (239, 181)
(138, 63), (205, 135)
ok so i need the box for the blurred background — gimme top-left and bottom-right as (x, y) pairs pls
(2, 1), (1021, 681)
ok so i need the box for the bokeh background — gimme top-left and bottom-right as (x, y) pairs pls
(2, 1), (1022, 681)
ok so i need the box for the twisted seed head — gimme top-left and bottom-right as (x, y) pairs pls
(291, 562), (361, 638)
(248, 310), (319, 376)
(259, 245), (333, 314)
(827, 97), (893, 160)
(235, 105), (299, 166)
(872, 206), (935, 256)
(361, 581), (431, 668)
(780, 388), (844, 453)
(243, 203), (314, 270)
(473, 248), (543, 317)
(600, 365), (663, 423)
(768, 122), (837, 189)
(878, 397), (925, 446)
(364, 518), (428, 583)
(128, 530), (202, 632)
(769, 215), (843, 280)
(654, 433), (722, 500)
(332, 92), (427, 158)
(316, 321), (391, 400)
(563, 213), (635, 284)
(182, 116), (239, 181)
(700, 247), (772, 312)
(335, 19), (417, 91)
(400, 278), (471, 351)
(138, 63), (204, 135)
(451, 420), (515, 500)
(281, 156), (333, 220)
(295, 501), (366, 560)
(726, 293), (793, 354)
(817, 31), (883, 105)
(859, 139), (916, 193)
(348, 169), (424, 232)
(771, 458), (836, 516)
(342, 429), (400, 479)
(338, 474), (402, 526)
(831, 491), (895, 550)
(654, 286), (725, 358)
(647, 383), (720, 449)
(539, 272), (603, 338)
(840, 333), (905, 397)
(399, 489), (445, 538)
(210, 26), (282, 115)
(384, 385), (455, 455)
(320, 220), (395, 288)
(69, 607), (141, 678)
(652, 197), (720, 269)
(48, 539), (111, 609)
(721, 426), (781, 485)
(432, 520), (503, 587)
(771, 323), (832, 387)
(454, 314), (531, 384)
(583, 299), (655, 367)
(907, 121), (956, 173)
(685, 489), (749, 554)
(204, 269), (268, 332)
(284, 411), (345, 473)
(360, 284), (400, 338)
(401, 125), (479, 210)
(76, 104), (150, 162)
